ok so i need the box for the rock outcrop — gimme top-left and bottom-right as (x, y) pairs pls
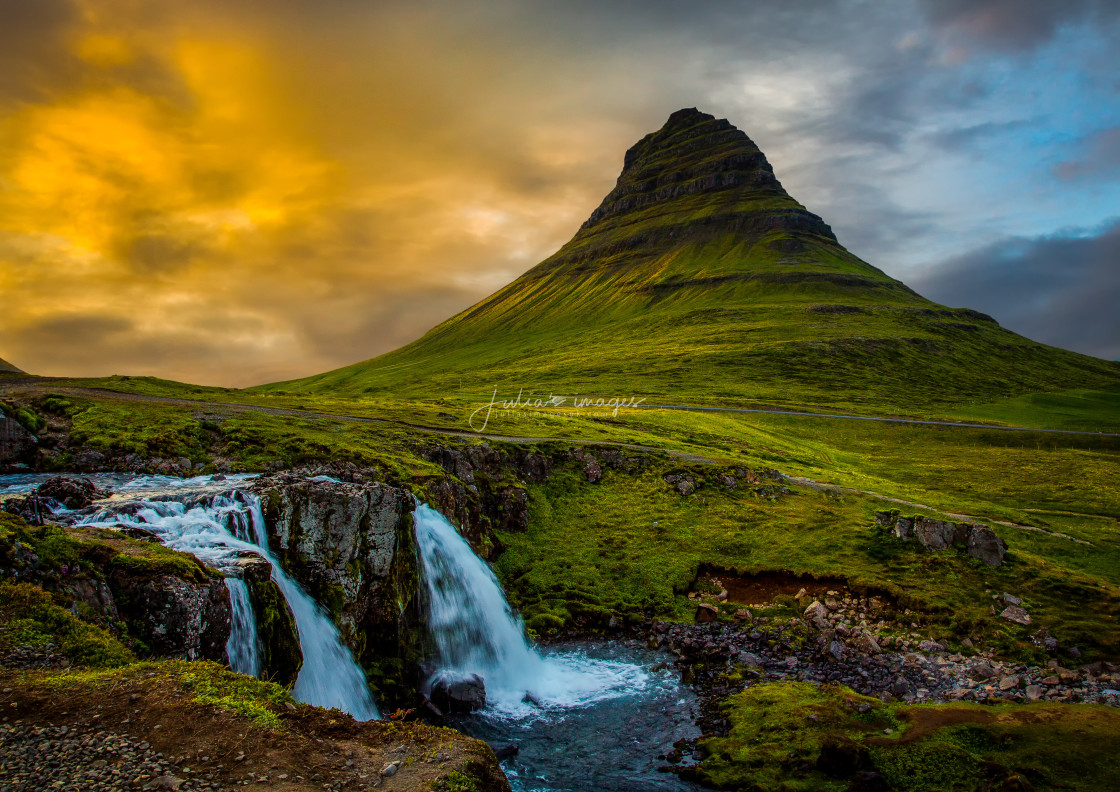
(237, 554), (302, 686)
(252, 474), (421, 707)
(875, 511), (1007, 566)
(109, 571), (231, 661)
(0, 513), (232, 664)
(37, 476), (112, 510)
(0, 414), (36, 464)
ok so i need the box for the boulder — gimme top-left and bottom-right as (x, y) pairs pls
(37, 476), (110, 509)
(430, 674), (487, 713)
(1000, 606), (1032, 626)
(695, 603), (719, 623)
(968, 526), (1007, 566)
(804, 600), (829, 621)
(912, 518), (969, 552)
(851, 632), (881, 655)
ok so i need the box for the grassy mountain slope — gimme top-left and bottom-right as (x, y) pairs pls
(257, 109), (1120, 414)
(0, 356), (24, 374)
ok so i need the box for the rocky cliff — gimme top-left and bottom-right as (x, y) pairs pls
(252, 474), (422, 707)
(0, 510), (232, 663)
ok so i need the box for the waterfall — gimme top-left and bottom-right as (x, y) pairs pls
(414, 503), (648, 716)
(225, 578), (261, 677)
(81, 491), (379, 720)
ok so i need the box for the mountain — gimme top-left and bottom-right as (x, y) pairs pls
(0, 356), (24, 374)
(259, 109), (1120, 413)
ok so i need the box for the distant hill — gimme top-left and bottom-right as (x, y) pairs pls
(0, 356), (24, 375)
(258, 109), (1120, 413)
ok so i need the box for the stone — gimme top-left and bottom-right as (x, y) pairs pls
(737, 652), (763, 667)
(380, 762), (399, 777)
(851, 633), (881, 655)
(430, 674), (486, 714)
(912, 518), (969, 551)
(242, 561), (302, 687)
(37, 476), (110, 509)
(804, 600), (829, 621)
(794, 587), (807, 600)
(828, 640), (845, 660)
(695, 603), (719, 623)
(1000, 606), (1032, 626)
(251, 475), (416, 679)
(999, 675), (1020, 691)
(918, 640), (945, 654)
(1003, 593), (1022, 606)
(970, 664), (996, 680)
(109, 570), (231, 662)
(967, 526), (1007, 566)
(144, 776), (185, 791)
(1025, 685), (1043, 700)
(894, 517), (913, 540)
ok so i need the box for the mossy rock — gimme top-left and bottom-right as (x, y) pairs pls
(246, 577), (302, 687)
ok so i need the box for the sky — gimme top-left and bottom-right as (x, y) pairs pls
(1, 0), (1117, 385)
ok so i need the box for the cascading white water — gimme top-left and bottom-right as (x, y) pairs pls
(414, 503), (648, 716)
(224, 577), (261, 677)
(81, 491), (379, 720)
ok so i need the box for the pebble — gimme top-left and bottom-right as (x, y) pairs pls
(0, 722), (216, 791)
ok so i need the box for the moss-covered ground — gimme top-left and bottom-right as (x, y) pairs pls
(695, 681), (1120, 791)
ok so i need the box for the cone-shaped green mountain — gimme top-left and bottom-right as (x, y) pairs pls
(0, 356), (24, 375)
(261, 109), (1119, 412)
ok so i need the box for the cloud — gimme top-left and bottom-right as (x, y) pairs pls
(919, 0), (1120, 53)
(1053, 126), (1120, 182)
(0, 1), (1117, 384)
(909, 220), (1120, 361)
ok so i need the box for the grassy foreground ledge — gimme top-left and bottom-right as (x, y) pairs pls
(693, 681), (1120, 792)
(1, 661), (509, 792)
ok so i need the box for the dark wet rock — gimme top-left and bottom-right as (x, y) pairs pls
(431, 674), (487, 713)
(67, 577), (120, 621)
(0, 413), (37, 467)
(695, 603), (719, 623)
(110, 572), (231, 661)
(240, 555), (302, 686)
(251, 475), (421, 706)
(38, 475), (111, 509)
(493, 744), (519, 761)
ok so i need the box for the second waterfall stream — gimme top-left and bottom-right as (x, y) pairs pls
(414, 503), (648, 716)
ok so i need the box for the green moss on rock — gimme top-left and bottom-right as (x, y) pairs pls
(245, 576), (302, 687)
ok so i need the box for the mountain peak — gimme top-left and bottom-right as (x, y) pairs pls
(579, 108), (835, 243)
